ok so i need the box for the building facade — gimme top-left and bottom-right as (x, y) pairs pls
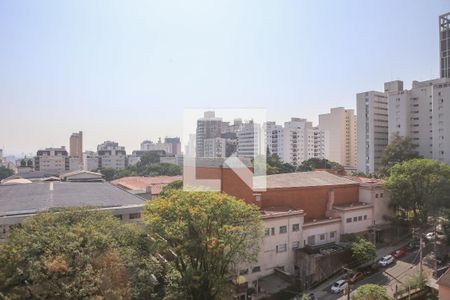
(34, 147), (69, 173)
(69, 131), (83, 162)
(356, 87), (391, 174)
(440, 12), (450, 78)
(97, 141), (127, 170)
(319, 107), (357, 168)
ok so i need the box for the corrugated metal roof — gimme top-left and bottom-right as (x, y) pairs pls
(254, 171), (357, 189)
(0, 181), (144, 216)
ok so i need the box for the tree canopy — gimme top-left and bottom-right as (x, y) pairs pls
(352, 284), (392, 300)
(351, 238), (376, 264)
(384, 159), (450, 223)
(297, 158), (344, 172)
(159, 180), (183, 197)
(379, 133), (421, 176)
(144, 190), (263, 300)
(0, 166), (13, 181)
(100, 162), (181, 181)
(0, 208), (166, 299)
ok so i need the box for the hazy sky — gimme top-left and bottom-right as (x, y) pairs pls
(1, 0), (449, 156)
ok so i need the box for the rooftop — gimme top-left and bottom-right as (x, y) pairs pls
(0, 181), (145, 217)
(346, 176), (384, 185)
(111, 176), (182, 195)
(256, 171), (357, 189)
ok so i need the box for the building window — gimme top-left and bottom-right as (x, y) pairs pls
(239, 269), (249, 275)
(346, 218), (352, 223)
(353, 217), (357, 222)
(279, 226), (287, 234)
(129, 213), (141, 220)
(252, 266), (261, 273)
(276, 244), (287, 253)
(380, 193), (384, 198)
(265, 228), (270, 236)
(330, 231), (336, 240)
(271, 227), (275, 236)
(292, 224), (300, 232)
(358, 216), (362, 221)
(114, 214), (123, 220)
(364, 215), (368, 220)
(375, 193), (379, 198)
(319, 234), (326, 241)
(292, 241), (300, 249)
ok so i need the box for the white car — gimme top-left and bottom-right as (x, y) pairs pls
(331, 279), (348, 293)
(378, 255), (395, 267)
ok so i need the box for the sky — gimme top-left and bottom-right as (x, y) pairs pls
(1, 0), (450, 156)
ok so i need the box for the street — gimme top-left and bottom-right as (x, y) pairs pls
(308, 244), (432, 300)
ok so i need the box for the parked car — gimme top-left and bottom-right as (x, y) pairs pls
(331, 279), (348, 294)
(347, 272), (364, 284)
(391, 248), (406, 259)
(378, 255), (395, 267)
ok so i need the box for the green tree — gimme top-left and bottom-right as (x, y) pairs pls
(297, 158), (344, 172)
(159, 180), (183, 197)
(384, 159), (450, 223)
(0, 166), (13, 181)
(144, 191), (263, 300)
(0, 208), (166, 299)
(139, 151), (164, 165)
(351, 238), (376, 264)
(265, 152), (296, 175)
(352, 284), (392, 300)
(379, 133), (421, 176)
(99, 167), (117, 181)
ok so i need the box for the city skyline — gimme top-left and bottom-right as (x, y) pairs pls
(1, 1), (450, 155)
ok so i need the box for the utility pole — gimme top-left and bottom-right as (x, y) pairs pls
(419, 236), (423, 276)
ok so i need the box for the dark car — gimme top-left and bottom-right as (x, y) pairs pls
(348, 272), (364, 284)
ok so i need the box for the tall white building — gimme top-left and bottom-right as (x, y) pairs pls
(204, 137), (226, 158)
(356, 84), (393, 174)
(388, 78), (450, 164)
(97, 141), (127, 170)
(140, 140), (170, 153)
(237, 121), (262, 158)
(34, 147), (69, 173)
(319, 107), (357, 168)
(265, 122), (284, 157)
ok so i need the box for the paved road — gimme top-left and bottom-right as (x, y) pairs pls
(309, 246), (430, 300)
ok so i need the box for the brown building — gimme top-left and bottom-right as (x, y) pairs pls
(69, 131), (83, 161)
(186, 159), (359, 221)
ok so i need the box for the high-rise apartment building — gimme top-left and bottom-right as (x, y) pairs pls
(69, 131), (83, 161)
(34, 146), (69, 173)
(196, 111), (224, 158)
(280, 118), (328, 166)
(97, 141), (127, 170)
(440, 13), (450, 78)
(164, 137), (181, 155)
(237, 121), (262, 158)
(356, 83), (394, 174)
(387, 78), (450, 165)
(319, 107), (357, 168)
(265, 122), (284, 157)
